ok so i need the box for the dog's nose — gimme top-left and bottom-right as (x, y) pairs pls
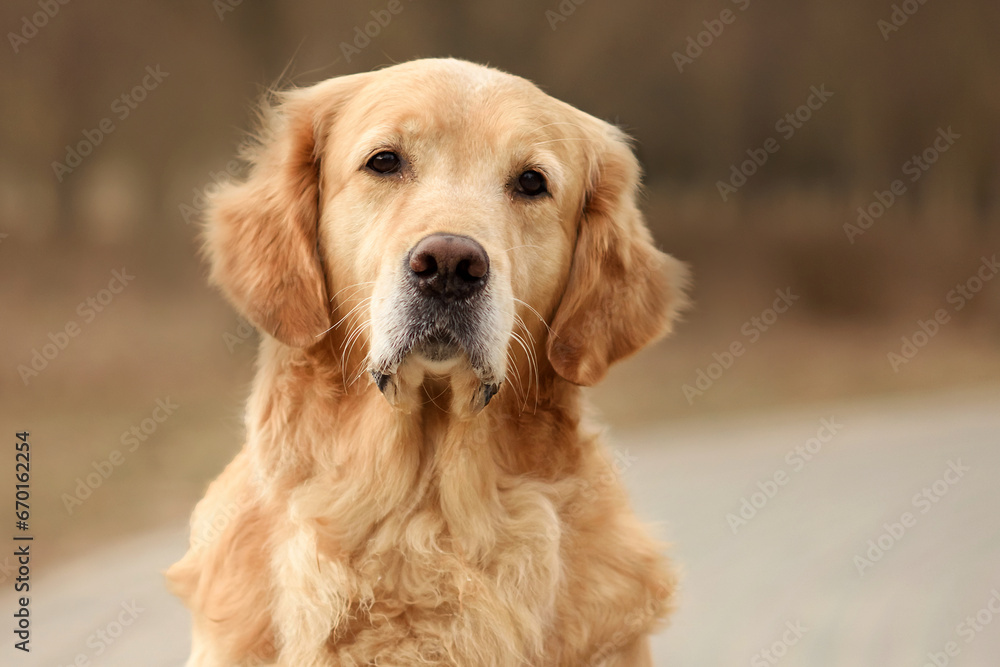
(408, 233), (489, 298)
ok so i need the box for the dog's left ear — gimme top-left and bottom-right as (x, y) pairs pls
(546, 121), (690, 386)
(203, 76), (362, 348)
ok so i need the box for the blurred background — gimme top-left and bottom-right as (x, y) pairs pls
(1, 1), (999, 665)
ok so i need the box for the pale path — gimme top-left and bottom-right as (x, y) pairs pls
(4, 386), (999, 666)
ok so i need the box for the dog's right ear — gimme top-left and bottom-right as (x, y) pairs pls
(202, 76), (362, 348)
(546, 116), (690, 386)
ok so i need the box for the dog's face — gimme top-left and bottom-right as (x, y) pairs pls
(205, 59), (687, 414)
(321, 63), (590, 411)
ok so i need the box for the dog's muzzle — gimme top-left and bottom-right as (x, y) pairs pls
(370, 233), (502, 412)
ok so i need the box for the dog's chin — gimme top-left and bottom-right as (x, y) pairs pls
(413, 331), (463, 365)
(370, 331), (501, 415)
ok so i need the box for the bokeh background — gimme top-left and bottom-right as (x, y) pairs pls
(2, 1), (999, 665)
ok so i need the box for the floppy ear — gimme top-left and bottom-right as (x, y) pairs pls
(546, 122), (689, 386)
(203, 79), (355, 348)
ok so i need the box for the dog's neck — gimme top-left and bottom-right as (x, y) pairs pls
(242, 336), (585, 555)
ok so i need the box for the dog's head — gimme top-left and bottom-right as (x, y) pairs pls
(205, 59), (688, 414)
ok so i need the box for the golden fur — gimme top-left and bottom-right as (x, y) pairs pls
(168, 58), (688, 666)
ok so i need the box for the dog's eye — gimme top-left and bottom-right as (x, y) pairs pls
(367, 151), (401, 174)
(516, 170), (548, 197)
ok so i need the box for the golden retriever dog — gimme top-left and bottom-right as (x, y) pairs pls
(167, 58), (688, 666)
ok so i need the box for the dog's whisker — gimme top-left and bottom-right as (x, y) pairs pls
(528, 120), (584, 132)
(512, 315), (541, 414)
(349, 363), (370, 388)
(503, 347), (526, 406)
(330, 296), (374, 331)
(342, 319), (372, 385)
(504, 349), (521, 399)
(501, 244), (543, 254)
(509, 338), (530, 414)
(513, 297), (554, 336)
(338, 316), (365, 374)
(340, 316), (372, 389)
(328, 280), (375, 304)
(527, 137), (588, 147)
(506, 348), (525, 393)
(346, 329), (376, 385)
(514, 313), (539, 349)
(508, 329), (538, 414)
(342, 307), (371, 348)
(316, 296), (373, 339)
(347, 325), (372, 370)
(420, 382), (451, 411)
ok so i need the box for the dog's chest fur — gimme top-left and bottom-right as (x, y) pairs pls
(170, 354), (672, 666)
(267, 401), (564, 664)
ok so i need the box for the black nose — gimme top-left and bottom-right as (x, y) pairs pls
(408, 233), (489, 299)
